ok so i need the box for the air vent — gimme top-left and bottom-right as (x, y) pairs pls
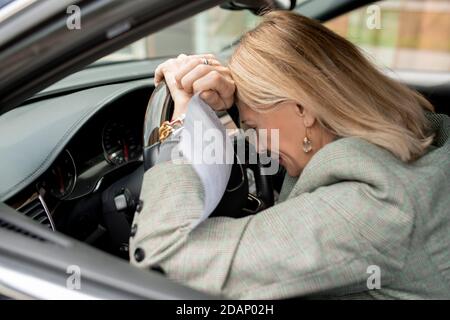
(17, 196), (55, 231)
(0, 218), (48, 242)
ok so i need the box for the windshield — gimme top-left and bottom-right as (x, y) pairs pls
(96, 6), (261, 64)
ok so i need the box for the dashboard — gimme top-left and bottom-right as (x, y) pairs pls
(49, 89), (148, 201)
(5, 84), (151, 221)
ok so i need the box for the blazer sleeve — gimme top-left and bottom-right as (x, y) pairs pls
(129, 160), (411, 299)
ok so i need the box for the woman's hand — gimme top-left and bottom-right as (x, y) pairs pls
(154, 54), (236, 119)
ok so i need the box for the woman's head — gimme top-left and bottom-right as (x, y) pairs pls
(229, 10), (434, 177)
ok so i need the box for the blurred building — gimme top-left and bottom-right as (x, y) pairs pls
(326, 0), (450, 71)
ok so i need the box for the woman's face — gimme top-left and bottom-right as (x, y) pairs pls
(237, 100), (334, 177)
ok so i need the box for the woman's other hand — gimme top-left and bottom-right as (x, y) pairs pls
(154, 54), (236, 119)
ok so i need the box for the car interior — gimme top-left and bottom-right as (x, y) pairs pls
(2, 72), (282, 261)
(0, 0), (448, 299)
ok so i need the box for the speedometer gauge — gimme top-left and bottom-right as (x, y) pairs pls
(41, 150), (77, 199)
(102, 120), (140, 165)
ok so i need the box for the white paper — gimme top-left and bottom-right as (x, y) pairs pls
(178, 94), (233, 227)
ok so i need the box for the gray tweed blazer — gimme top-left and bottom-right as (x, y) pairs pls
(129, 112), (450, 299)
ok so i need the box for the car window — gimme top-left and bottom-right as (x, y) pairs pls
(0, 0), (16, 9)
(96, 6), (261, 64)
(323, 0), (450, 72)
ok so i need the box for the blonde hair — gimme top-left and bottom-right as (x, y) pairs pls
(229, 11), (435, 162)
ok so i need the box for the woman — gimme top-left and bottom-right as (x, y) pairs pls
(129, 11), (450, 299)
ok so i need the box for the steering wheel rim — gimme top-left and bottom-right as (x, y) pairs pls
(143, 81), (173, 150)
(142, 81), (274, 217)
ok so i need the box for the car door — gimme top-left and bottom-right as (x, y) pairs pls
(0, 0), (225, 300)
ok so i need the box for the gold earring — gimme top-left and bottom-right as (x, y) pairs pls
(303, 127), (312, 153)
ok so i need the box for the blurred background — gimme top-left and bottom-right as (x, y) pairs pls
(99, 0), (450, 73)
(327, 0), (450, 72)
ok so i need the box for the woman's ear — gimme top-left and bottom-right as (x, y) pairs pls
(296, 103), (316, 128)
(295, 103), (305, 116)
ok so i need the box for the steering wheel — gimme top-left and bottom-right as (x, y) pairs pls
(142, 82), (274, 218)
(93, 82), (275, 258)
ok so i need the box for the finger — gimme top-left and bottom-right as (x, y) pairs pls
(174, 56), (221, 88)
(193, 70), (235, 99)
(173, 58), (203, 88)
(181, 65), (230, 94)
(196, 54), (221, 67)
(201, 90), (234, 111)
(180, 64), (216, 94)
(154, 63), (164, 86)
(200, 90), (225, 110)
(155, 54), (217, 87)
(154, 59), (174, 86)
(188, 53), (216, 61)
